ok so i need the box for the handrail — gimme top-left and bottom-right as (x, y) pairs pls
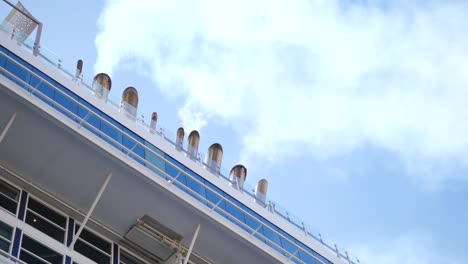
(0, 26), (362, 264)
(0, 51), (332, 264)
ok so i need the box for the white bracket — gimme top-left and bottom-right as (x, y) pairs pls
(183, 224), (201, 264)
(0, 112), (17, 143)
(69, 171), (112, 250)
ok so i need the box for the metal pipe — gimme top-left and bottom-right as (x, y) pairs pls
(150, 112), (158, 133)
(183, 224), (201, 264)
(229, 164), (247, 190)
(176, 127), (184, 151)
(0, 112), (16, 143)
(205, 143), (223, 175)
(187, 130), (200, 160)
(69, 172), (112, 250)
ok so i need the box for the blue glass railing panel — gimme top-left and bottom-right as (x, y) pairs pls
(0, 45), (347, 264)
(144, 142), (166, 175)
(204, 181), (226, 212)
(0, 29), (362, 263)
(184, 168), (207, 204)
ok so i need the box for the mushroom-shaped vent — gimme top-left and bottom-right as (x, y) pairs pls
(175, 127), (185, 151)
(150, 112), (158, 133)
(75, 59), (83, 78)
(121, 87), (139, 117)
(229, 164), (247, 190)
(187, 130), (200, 160)
(205, 143), (223, 175)
(92, 73), (112, 98)
(254, 179), (268, 205)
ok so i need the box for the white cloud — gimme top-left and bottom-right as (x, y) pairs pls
(351, 231), (463, 264)
(94, 0), (468, 190)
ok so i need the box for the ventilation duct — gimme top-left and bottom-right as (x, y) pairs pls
(205, 143), (223, 176)
(122, 215), (183, 262)
(75, 59), (83, 79)
(92, 73), (111, 99)
(229, 165), (247, 190)
(121, 86), (138, 118)
(175, 127), (184, 151)
(254, 179), (268, 206)
(187, 130), (200, 160)
(150, 112), (158, 134)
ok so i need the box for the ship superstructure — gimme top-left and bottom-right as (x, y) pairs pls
(0, 1), (360, 264)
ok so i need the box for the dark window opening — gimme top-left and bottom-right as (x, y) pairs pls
(74, 239), (110, 264)
(20, 235), (63, 264)
(0, 221), (13, 253)
(0, 179), (19, 214)
(25, 211), (65, 243)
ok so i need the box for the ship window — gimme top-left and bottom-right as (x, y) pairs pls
(0, 179), (19, 215)
(0, 220), (13, 253)
(26, 197), (66, 243)
(74, 224), (111, 264)
(20, 235), (63, 264)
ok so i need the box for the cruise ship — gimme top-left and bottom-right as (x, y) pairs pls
(0, 1), (360, 264)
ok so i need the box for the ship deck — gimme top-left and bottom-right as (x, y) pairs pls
(0, 74), (285, 263)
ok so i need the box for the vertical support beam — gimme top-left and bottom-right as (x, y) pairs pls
(69, 172), (112, 250)
(0, 112), (16, 144)
(17, 190), (28, 221)
(113, 243), (119, 264)
(183, 224), (201, 264)
(11, 228), (22, 258)
(66, 218), (75, 247)
(33, 23), (42, 56)
(302, 221), (307, 236)
(335, 244), (340, 258)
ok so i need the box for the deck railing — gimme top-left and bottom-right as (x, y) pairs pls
(0, 23), (362, 264)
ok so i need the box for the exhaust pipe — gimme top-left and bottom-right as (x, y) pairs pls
(176, 127), (184, 151)
(150, 112), (158, 134)
(254, 179), (268, 206)
(187, 130), (200, 160)
(92, 73), (111, 99)
(205, 143), (223, 175)
(121, 86), (138, 118)
(229, 164), (247, 190)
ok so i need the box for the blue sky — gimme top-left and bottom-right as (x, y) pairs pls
(13, 0), (468, 263)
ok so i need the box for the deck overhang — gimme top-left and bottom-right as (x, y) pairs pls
(0, 75), (286, 264)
